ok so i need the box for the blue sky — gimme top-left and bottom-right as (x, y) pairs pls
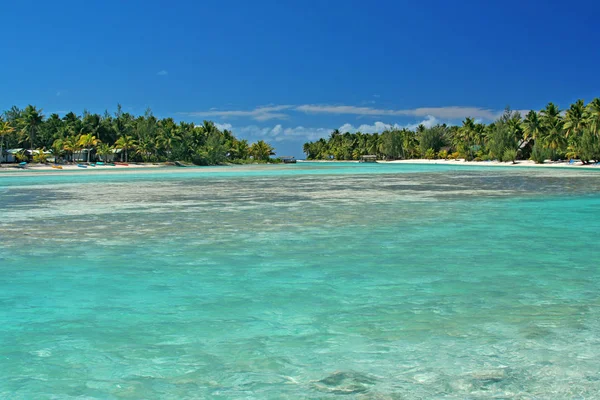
(2, 0), (599, 157)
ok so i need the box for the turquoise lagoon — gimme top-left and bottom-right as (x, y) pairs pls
(1, 163), (599, 398)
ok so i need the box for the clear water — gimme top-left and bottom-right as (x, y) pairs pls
(1, 163), (599, 399)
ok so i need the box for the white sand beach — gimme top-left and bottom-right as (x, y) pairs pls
(0, 162), (171, 173)
(301, 159), (600, 168)
(1, 159), (600, 175)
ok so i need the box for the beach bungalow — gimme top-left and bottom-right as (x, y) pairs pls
(359, 155), (377, 163)
(73, 149), (95, 163)
(2, 148), (23, 163)
(280, 156), (296, 164)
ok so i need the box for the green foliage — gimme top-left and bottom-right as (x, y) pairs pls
(575, 131), (600, 163)
(15, 150), (28, 162)
(530, 143), (548, 164)
(438, 149), (448, 159)
(424, 148), (436, 159)
(418, 125), (447, 155)
(302, 98), (600, 164)
(0, 105), (275, 166)
(502, 148), (518, 163)
(379, 129), (403, 159)
(487, 108), (521, 160)
(249, 140), (275, 162)
(32, 149), (48, 163)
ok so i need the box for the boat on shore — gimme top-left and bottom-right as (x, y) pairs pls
(77, 164), (87, 168)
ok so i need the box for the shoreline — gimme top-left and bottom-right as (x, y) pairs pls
(300, 158), (600, 169)
(1, 158), (599, 175)
(0, 162), (172, 173)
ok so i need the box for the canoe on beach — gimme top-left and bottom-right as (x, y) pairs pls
(77, 164), (87, 168)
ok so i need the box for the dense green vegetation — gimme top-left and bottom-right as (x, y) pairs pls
(303, 99), (600, 164)
(0, 105), (275, 165)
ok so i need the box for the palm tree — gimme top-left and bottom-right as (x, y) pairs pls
(77, 134), (100, 162)
(231, 139), (249, 160)
(62, 136), (78, 163)
(114, 135), (137, 162)
(539, 103), (565, 152)
(564, 100), (586, 138)
(541, 118), (566, 151)
(454, 117), (477, 159)
(523, 110), (542, 141)
(156, 118), (180, 160)
(0, 119), (15, 165)
(135, 137), (155, 162)
(50, 138), (64, 163)
(249, 140), (274, 161)
(19, 105), (43, 151)
(96, 143), (112, 163)
(585, 98), (600, 137)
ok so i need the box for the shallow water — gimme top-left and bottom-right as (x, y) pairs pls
(1, 163), (600, 399)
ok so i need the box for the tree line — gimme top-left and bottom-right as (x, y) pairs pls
(303, 99), (600, 164)
(0, 105), (276, 165)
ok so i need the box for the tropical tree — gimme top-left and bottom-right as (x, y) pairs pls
(453, 117), (478, 160)
(487, 109), (521, 160)
(418, 125), (447, 155)
(563, 100), (586, 139)
(96, 143), (113, 163)
(50, 138), (64, 163)
(536, 103), (565, 154)
(135, 137), (155, 162)
(61, 136), (78, 163)
(19, 105), (43, 151)
(0, 119), (15, 165)
(114, 135), (137, 162)
(230, 139), (249, 160)
(585, 98), (600, 137)
(249, 140), (275, 162)
(78, 134), (100, 162)
(379, 129), (403, 159)
(32, 148), (49, 163)
(523, 110), (542, 142)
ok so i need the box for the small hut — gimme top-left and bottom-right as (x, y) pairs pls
(280, 156), (297, 164)
(359, 155), (377, 163)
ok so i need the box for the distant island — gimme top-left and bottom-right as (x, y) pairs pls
(303, 99), (600, 164)
(0, 105), (276, 166)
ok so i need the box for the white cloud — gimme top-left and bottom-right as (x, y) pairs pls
(182, 105), (292, 121)
(214, 116), (443, 143)
(295, 104), (499, 120)
(338, 116), (439, 134)
(213, 124), (331, 142)
(182, 103), (504, 123)
(157, 70), (168, 76)
(215, 123), (233, 131)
